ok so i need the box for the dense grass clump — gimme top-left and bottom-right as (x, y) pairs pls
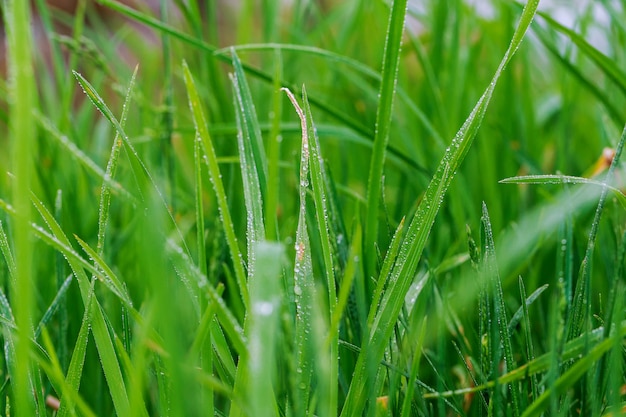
(1, 0), (625, 415)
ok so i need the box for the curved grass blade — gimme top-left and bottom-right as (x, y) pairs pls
(364, 0), (408, 281)
(340, 1), (540, 414)
(534, 8), (626, 97)
(182, 61), (249, 308)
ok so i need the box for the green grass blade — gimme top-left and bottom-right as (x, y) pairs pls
(283, 87), (316, 417)
(231, 50), (268, 202)
(534, 9), (626, 97)
(481, 202), (520, 416)
(182, 61), (249, 308)
(568, 123), (626, 339)
(34, 275), (73, 339)
(6, 0), (36, 412)
(364, 0), (408, 280)
(247, 241), (284, 416)
(27, 194), (133, 416)
(500, 174), (626, 209)
(340, 1), (539, 414)
(301, 85), (339, 415)
(265, 49), (283, 241)
(194, 126), (208, 277)
(72, 70), (190, 256)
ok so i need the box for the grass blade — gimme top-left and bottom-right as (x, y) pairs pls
(481, 202), (520, 415)
(182, 61), (249, 308)
(283, 87), (316, 417)
(364, 0), (408, 280)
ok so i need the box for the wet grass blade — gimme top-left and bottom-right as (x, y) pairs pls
(340, 1), (540, 414)
(283, 87), (316, 417)
(364, 0), (408, 280)
(481, 202), (520, 416)
(182, 61), (249, 308)
(569, 123), (626, 339)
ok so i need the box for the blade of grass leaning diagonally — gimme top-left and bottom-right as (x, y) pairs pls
(364, 0), (408, 281)
(28, 193), (139, 416)
(283, 87), (317, 417)
(72, 71), (191, 257)
(182, 61), (249, 308)
(340, 1), (540, 415)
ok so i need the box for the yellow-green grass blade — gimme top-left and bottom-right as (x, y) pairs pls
(340, 1), (540, 414)
(182, 61), (249, 308)
(6, 0), (36, 412)
(364, 0), (408, 282)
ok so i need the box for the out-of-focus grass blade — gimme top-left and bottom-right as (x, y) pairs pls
(283, 87), (316, 417)
(182, 61), (249, 308)
(247, 242), (284, 416)
(569, 124), (626, 339)
(37, 326), (96, 417)
(265, 48), (282, 241)
(481, 202), (520, 416)
(400, 317), (427, 417)
(96, 0), (371, 137)
(534, 8), (626, 96)
(364, 0), (408, 281)
(500, 174), (626, 209)
(35, 111), (134, 204)
(34, 275), (73, 339)
(231, 50), (268, 202)
(340, 1), (540, 414)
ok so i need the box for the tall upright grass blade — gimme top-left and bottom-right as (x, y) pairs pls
(364, 0), (408, 281)
(481, 203), (521, 415)
(283, 87), (316, 417)
(6, 0), (36, 412)
(182, 61), (249, 308)
(340, 1), (540, 414)
(265, 49), (283, 241)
